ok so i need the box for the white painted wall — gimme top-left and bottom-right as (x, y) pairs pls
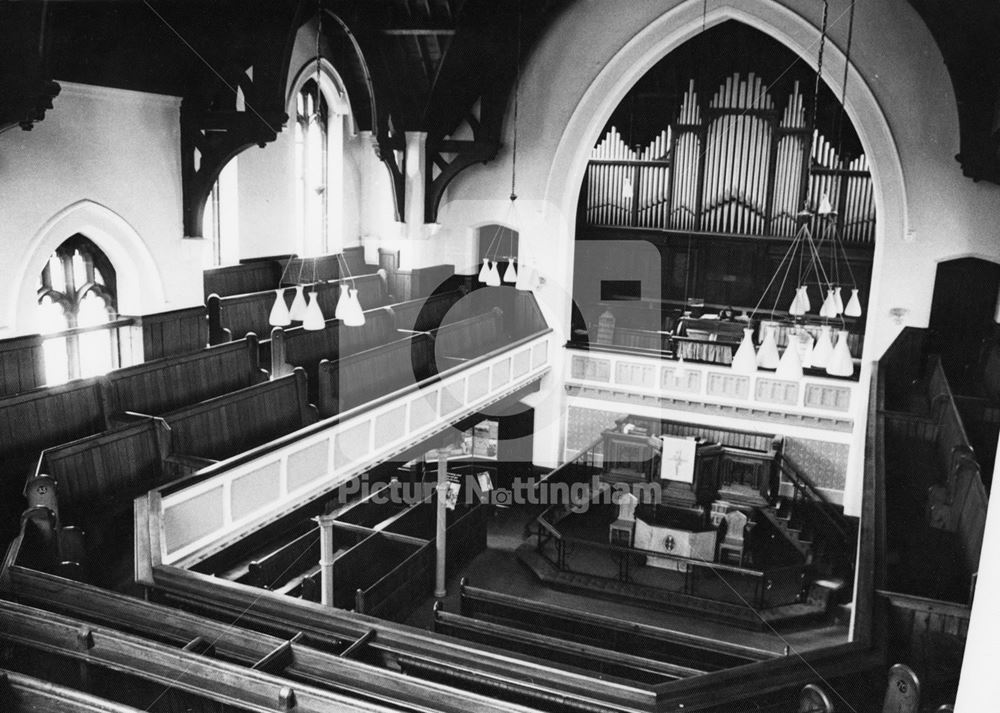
(431, 0), (1000, 513)
(0, 82), (200, 336)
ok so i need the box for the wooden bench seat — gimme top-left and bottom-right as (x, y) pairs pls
(100, 336), (266, 423)
(457, 581), (771, 672)
(161, 368), (318, 463)
(433, 607), (701, 684)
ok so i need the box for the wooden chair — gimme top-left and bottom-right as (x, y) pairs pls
(718, 510), (747, 566)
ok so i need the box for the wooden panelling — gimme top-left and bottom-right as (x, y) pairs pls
(387, 290), (464, 332)
(0, 333), (45, 397)
(880, 591), (970, 691)
(102, 337), (266, 420)
(270, 308), (397, 379)
(754, 377), (799, 406)
(0, 378), (105, 458)
(571, 355), (611, 381)
(164, 369), (317, 461)
(319, 335), (432, 417)
(432, 308), (505, 362)
(138, 306), (209, 361)
(706, 372), (750, 399)
(204, 260), (282, 299)
(803, 383), (852, 412)
(39, 419), (169, 523)
(387, 264), (456, 302)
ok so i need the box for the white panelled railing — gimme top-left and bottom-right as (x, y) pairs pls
(151, 333), (552, 567)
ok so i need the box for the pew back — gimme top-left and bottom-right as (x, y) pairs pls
(317, 334), (433, 417)
(433, 308), (505, 363)
(0, 378), (105, 459)
(0, 333), (46, 397)
(270, 308), (398, 378)
(388, 290), (464, 332)
(38, 418), (168, 522)
(204, 259), (282, 298)
(207, 273), (388, 345)
(138, 306), (209, 361)
(163, 369), (317, 461)
(101, 337), (266, 420)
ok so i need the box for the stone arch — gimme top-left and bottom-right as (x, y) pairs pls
(9, 199), (165, 333)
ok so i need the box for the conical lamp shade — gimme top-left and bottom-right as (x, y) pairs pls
(289, 285), (308, 321)
(798, 285), (811, 314)
(818, 193), (834, 215)
(756, 326), (780, 369)
(478, 258), (490, 283)
(302, 291), (325, 330)
(485, 260), (502, 287)
(344, 288), (365, 327)
(833, 286), (844, 316)
(515, 262), (534, 291)
(775, 339), (804, 379)
(335, 283), (349, 320)
(268, 289), (291, 327)
(503, 260), (518, 283)
(844, 288), (862, 317)
(731, 328), (758, 374)
(811, 325), (834, 369)
(826, 329), (854, 377)
(788, 288), (804, 316)
(819, 289), (836, 318)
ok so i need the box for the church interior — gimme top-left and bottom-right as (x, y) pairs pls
(1, 1), (999, 711)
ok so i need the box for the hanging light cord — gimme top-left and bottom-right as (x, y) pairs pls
(804, 0), (829, 212)
(510, 0), (521, 203)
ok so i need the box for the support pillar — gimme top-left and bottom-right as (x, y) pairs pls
(316, 513), (337, 607)
(434, 449), (448, 598)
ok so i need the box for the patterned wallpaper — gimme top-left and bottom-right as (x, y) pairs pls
(565, 405), (627, 461)
(783, 437), (849, 492)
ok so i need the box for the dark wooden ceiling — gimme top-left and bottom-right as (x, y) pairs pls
(1, 0), (997, 186)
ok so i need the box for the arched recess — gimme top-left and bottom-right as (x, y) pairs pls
(8, 200), (165, 334)
(533, 1), (909, 518)
(542, 0), (906, 364)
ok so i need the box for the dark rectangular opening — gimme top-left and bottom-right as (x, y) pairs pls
(600, 280), (641, 301)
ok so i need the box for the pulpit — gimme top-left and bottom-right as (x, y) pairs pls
(633, 511), (717, 571)
(601, 429), (722, 509)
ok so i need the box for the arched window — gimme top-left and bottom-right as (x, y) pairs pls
(202, 156), (239, 268)
(37, 235), (118, 383)
(295, 78), (330, 256)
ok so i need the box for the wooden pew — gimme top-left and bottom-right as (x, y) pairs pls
(0, 669), (149, 713)
(269, 308), (398, 381)
(317, 334), (433, 417)
(207, 272), (388, 345)
(0, 599), (401, 713)
(162, 368), (318, 463)
(456, 581), (771, 671)
(135, 305), (209, 361)
(37, 418), (170, 525)
(100, 336), (267, 424)
(432, 307), (505, 364)
(433, 605), (700, 684)
(0, 333), (45, 397)
(0, 378), (106, 542)
(385, 263), (456, 302)
(204, 257), (283, 298)
(388, 289), (465, 332)
(246, 525), (320, 590)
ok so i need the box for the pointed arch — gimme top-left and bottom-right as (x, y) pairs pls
(8, 199), (165, 333)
